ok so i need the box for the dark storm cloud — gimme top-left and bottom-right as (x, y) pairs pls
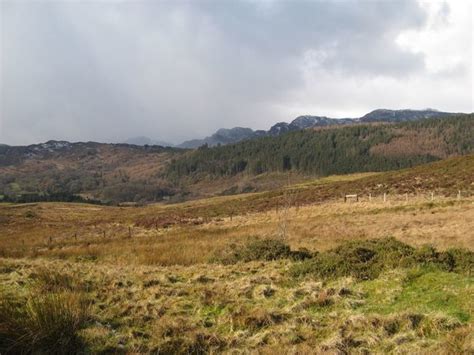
(0, 0), (467, 145)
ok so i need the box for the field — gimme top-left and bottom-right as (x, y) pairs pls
(1, 157), (473, 353)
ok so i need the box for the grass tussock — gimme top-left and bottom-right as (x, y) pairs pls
(0, 255), (472, 353)
(0, 290), (91, 354)
(290, 237), (474, 280)
(29, 266), (92, 292)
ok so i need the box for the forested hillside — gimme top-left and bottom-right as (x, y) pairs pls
(1, 115), (472, 204)
(166, 115), (473, 180)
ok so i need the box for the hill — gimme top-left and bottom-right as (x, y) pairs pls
(139, 154), (474, 226)
(0, 141), (181, 204)
(1, 114), (472, 204)
(167, 115), (473, 181)
(1, 155), (473, 353)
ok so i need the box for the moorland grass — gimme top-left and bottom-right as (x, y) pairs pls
(0, 289), (90, 354)
(0, 250), (472, 353)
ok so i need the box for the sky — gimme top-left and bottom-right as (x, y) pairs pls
(0, 0), (472, 145)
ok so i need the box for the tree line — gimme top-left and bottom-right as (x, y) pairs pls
(166, 115), (474, 180)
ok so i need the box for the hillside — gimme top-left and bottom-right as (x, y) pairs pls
(0, 142), (181, 204)
(167, 115), (473, 181)
(1, 157), (473, 353)
(138, 154), (474, 226)
(1, 115), (472, 204)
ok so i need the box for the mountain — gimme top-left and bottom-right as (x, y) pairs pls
(178, 127), (255, 148)
(167, 114), (473, 180)
(359, 109), (454, 122)
(177, 109), (458, 148)
(1, 112), (471, 204)
(123, 136), (174, 147)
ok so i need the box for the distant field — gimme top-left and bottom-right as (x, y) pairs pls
(1, 156), (473, 353)
(1, 191), (473, 264)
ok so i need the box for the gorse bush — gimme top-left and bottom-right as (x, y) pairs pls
(290, 237), (474, 280)
(211, 238), (312, 264)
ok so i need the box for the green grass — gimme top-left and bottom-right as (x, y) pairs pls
(1, 234), (473, 353)
(359, 268), (474, 322)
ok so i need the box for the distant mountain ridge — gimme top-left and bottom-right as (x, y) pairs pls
(176, 109), (457, 148)
(2, 109), (460, 150)
(123, 136), (174, 147)
(1, 113), (472, 204)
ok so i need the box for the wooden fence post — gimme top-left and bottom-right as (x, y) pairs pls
(128, 226), (132, 238)
(369, 193), (372, 202)
(383, 193), (387, 203)
(458, 190), (461, 200)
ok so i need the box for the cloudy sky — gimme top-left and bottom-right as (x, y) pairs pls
(0, 0), (472, 145)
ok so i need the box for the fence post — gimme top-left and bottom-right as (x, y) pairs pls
(128, 226), (132, 238)
(458, 190), (461, 200)
(369, 193), (372, 202)
(431, 192), (434, 201)
(383, 193), (387, 203)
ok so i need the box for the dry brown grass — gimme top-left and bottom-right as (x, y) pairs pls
(370, 127), (451, 158)
(0, 256), (472, 354)
(1, 167), (473, 353)
(0, 191), (473, 266)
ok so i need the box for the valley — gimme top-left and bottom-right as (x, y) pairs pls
(3, 1), (473, 353)
(1, 114), (473, 205)
(1, 156), (473, 353)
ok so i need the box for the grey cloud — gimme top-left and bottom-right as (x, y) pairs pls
(0, 0), (467, 145)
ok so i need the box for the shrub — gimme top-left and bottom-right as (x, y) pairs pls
(0, 290), (91, 354)
(240, 239), (292, 261)
(211, 238), (312, 264)
(290, 237), (474, 280)
(443, 248), (474, 275)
